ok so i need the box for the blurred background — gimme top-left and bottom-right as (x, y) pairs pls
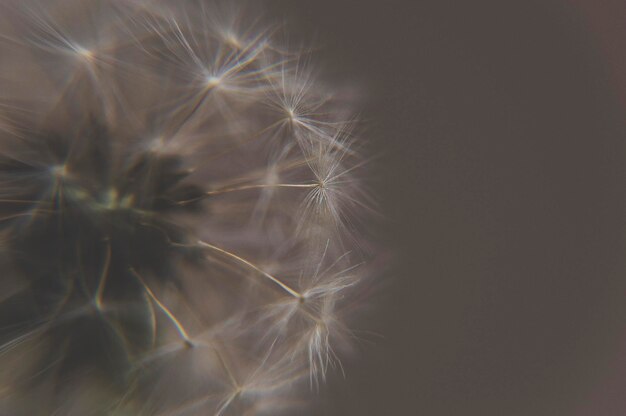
(268, 1), (626, 415)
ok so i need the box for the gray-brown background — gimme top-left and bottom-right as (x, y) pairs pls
(268, 1), (626, 415)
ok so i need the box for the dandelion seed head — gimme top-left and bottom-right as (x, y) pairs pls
(0, 0), (377, 414)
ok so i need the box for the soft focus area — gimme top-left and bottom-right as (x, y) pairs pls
(268, 0), (626, 415)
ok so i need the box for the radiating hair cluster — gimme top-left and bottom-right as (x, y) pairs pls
(0, 0), (373, 414)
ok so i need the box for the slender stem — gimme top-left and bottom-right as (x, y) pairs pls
(212, 345), (239, 390)
(177, 182), (318, 205)
(0, 199), (44, 204)
(0, 209), (55, 222)
(130, 268), (193, 346)
(209, 157), (312, 189)
(197, 240), (303, 299)
(216, 392), (238, 416)
(94, 240), (111, 310)
(205, 183), (318, 196)
(166, 89), (210, 140)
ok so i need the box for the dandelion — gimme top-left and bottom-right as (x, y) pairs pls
(0, 0), (374, 414)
